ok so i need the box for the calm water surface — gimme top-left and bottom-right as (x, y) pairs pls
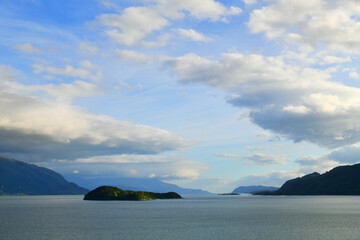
(1, 195), (360, 240)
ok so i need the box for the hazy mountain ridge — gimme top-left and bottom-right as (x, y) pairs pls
(255, 163), (360, 195)
(64, 174), (211, 195)
(0, 156), (210, 195)
(232, 185), (279, 193)
(0, 157), (88, 195)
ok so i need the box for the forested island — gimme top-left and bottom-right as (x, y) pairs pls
(84, 186), (182, 200)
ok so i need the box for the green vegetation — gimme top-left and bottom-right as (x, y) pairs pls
(83, 186), (182, 201)
(254, 163), (360, 195)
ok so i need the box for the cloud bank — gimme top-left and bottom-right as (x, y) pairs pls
(164, 53), (360, 148)
(0, 66), (191, 162)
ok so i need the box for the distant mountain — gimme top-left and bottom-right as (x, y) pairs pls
(0, 157), (88, 195)
(254, 163), (360, 195)
(63, 174), (211, 195)
(232, 185), (279, 194)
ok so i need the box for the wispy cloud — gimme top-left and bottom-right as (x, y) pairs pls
(216, 153), (287, 166)
(176, 29), (212, 42)
(12, 43), (43, 54)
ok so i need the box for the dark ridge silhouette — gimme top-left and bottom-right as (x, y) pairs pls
(0, 156), (88, 195)
(254, 163), (360, 195)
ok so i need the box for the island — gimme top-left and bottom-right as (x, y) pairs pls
(218, 193), (240, 195)
(254, 163), (360, 195)
(83, 186), (182, 200)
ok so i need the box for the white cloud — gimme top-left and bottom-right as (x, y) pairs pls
(176, 28), (212, 42)
(12, 43), (43, 54)
(254, 131), (280, 142)
(248, 0), (360, 53)
(319, 55), (351, 65)
(141, 33), (171, 48)
(216, 153), (287, 166)
(96, 0), (241, 46)
(282, 105), (309, 114)
(116, 49), (153, 64)
(243, 0), (257, 4)
(0, 65), (192, 162)
(241, 153), (288, 166)
(98, 7), (169, 46)
(349, 71), (360, 79)
(151, 0), (242, 21)
(164, 52), (360, 148)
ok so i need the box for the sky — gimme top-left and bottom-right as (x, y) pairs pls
(2, 0), (360, 192)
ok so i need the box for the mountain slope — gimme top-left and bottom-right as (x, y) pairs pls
(255, 163), (360, 195)
(232, 185), (279, 193)
(0, 157), (88, 195)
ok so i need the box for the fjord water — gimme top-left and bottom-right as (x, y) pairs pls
(1, 195), (360, 240)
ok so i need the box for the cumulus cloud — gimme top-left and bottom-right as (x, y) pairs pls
(248, 0), (360, 53)
(164, 52), (360, 148)
(99, 7), (169, 46)
(217, 153), (287, 166)
(0, 65), (191, 162)
(12, 43), (43, 54)
(176, 28), (212, 42)
(96, 0), (241, 46)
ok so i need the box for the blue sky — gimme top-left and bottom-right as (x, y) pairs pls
(2, 0), (360, 192)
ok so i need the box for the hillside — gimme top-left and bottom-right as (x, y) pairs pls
(254, 163), (360, 195)
(0, 157), (88, 195)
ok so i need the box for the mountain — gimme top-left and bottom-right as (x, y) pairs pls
(0, 157), (88, 195)
(254, 163), (360, 195)
(63, 174), (211, 195)
(232, 185), (279, 193)
(83, 186), (182, 201)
